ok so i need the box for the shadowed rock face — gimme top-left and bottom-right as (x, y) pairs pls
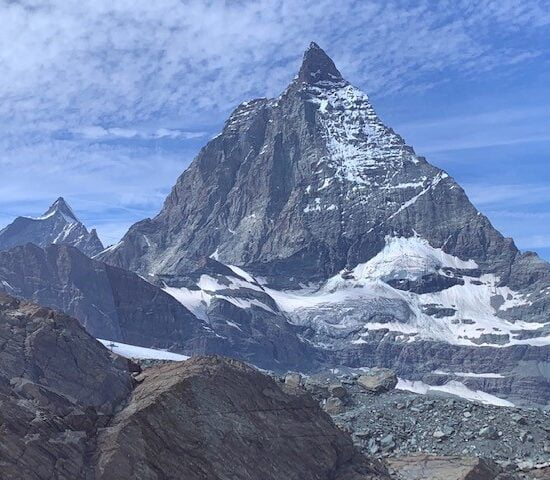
(0, 243), (210, 352)
(95, 356), (389, 480)
(0, 197), (103, 256)
(0, 243), (316, 371)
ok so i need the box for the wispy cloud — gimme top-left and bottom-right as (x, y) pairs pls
(463, 183), (550, 207)
(1, 0), (548, 129)
(70, 126), (206, 141)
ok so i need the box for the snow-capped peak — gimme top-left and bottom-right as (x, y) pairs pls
(38, 197), (79, 224)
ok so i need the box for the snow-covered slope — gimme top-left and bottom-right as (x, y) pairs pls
(0, 197), (104, 256)
(97, 339), (189, 361)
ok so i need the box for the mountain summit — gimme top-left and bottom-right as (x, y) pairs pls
(90, 44), (550, 404)
(298, 42), (343, 83)
(0, 197), (104, 256)
(41, 196), (80, 222)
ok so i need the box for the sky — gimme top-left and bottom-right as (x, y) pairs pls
(1, 0), (549, 259)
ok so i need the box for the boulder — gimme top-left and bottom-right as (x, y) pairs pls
(284, 372), (303, 388)
(386, 455), (503, 480)
(329, 383), (347, 398)
(358, 368), (398, 393)
(325, 396), (345, 415)
(96, 357), (389, 480)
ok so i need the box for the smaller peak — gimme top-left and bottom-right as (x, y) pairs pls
(298, 42), (342, 84)
(42, 197), (79, 223)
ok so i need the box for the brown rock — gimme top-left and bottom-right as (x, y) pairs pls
(96, 356), (389, 480)
(386, 455), (502, 480)
(358, 368), (398, 393)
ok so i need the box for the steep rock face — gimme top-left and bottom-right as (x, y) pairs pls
(100, 43), (527, 288)
(0, 244), (314, 371)
(0, 293), (134, 479)
(96, 356), (389, 480)
(0, 197), (104, 256)
(0, 243), (210, 353)
(95, 43), (550, 403)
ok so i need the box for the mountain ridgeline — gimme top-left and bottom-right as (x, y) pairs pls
(0, 197), (103, 256)
(1, 43), (549, 407)
(100, 43), (544, 290)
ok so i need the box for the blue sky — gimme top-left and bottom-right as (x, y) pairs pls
(1, 0), (549, 259)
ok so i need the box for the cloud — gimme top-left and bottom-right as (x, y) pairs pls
(463, 183), (550, 207)
(1, 0), (548, 130)
(396, 106), (550, 153)
(70, 126), (206, 140)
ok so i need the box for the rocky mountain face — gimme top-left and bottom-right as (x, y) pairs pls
(0, 293), (390, 479)
(95, 43), (550, 406)
(0, 243), (315, 371)
(0, 243), (209, 351)
(0, 197), (104, 256)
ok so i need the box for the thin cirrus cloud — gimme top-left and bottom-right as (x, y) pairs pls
(0, 0), (549, 249)
(69, 126), (206, 141)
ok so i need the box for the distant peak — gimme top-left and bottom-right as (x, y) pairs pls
(298, 42), (342, 84)
(41, 197), (79, 222)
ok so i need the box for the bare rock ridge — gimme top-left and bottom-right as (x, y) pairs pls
(96, 357), (388, 480)
(0, 197), (104, 256)
(0, 293), (389, 480)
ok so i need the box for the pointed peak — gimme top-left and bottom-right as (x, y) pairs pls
(41, 197), (79, 223)
(298, 42), (342, 84)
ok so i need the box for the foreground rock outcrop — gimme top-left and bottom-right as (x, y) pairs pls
(96, 357), (388, 480)
(0, 293), (388, 479)
(0, 292), (134, 479)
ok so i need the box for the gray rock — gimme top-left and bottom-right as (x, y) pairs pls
(433, 427), (454, 440)
(358, 369), (398, 393)
(324, 396), (345, 415)
(284, 372), (302, 388)
(479, 426), (499, 440)
(329, 383), (347, 398)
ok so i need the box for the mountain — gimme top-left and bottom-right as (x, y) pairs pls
(0, 197), (104, 256)
(98, 43), (550, 405)
(0, 243), (313, 370)
(0, 293), (388, 480)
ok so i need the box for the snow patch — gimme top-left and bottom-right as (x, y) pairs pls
(396, 378), (514, 407)
(97, 339), (188, 361)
